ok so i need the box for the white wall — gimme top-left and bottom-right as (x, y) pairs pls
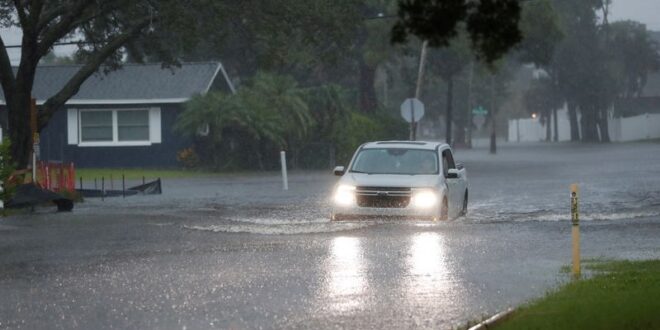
(609, 113), (660, 142)
(509, 108), (660, 142)
(508, 108), (572, 142)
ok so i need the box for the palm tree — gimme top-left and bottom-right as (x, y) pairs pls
(176, 72), (313, 169)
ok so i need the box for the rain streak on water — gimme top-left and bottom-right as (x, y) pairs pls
(47, 142), (643, 238)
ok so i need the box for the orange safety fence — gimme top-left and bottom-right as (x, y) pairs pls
(37, 161), (76, 192)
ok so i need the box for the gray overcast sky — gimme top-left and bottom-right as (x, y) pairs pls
(1, 0), (660, 64)
(609, 0), (660, 30)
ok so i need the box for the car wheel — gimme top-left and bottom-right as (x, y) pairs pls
(435, 197), (449, 221)
(460, 190), (468, 216)
(331, 213), (344, 221)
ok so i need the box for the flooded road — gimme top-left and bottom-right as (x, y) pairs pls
(1, 143), (659, 329)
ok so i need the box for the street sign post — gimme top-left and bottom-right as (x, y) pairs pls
(472, 115), (486, 130)
(401, 98), (425, 141)
(472, 106), (488, 116)
(471, 106), (488, 131)
(401, 98), (425, 123)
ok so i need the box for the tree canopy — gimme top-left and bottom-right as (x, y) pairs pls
(391, 0), (523, 64)
(0, 0), (224, 167)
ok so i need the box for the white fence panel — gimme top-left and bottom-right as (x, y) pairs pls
(512, 111), (660, 143)
(613, 113), (660, 142)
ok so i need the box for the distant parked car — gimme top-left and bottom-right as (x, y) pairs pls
(331, 141), (468, 221)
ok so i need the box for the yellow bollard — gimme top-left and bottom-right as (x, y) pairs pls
(571, 184), (580, 278)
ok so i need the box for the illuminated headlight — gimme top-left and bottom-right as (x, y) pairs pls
(334, 185), (356, 206)
(412, 190), (438, 208)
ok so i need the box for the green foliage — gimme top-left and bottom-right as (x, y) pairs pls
(428, 31), (472, 80)
(0, 138), (16, 203)
(303, 84), (355, 141)
(609, 21), (660, 98)
(187, 0), (364, 81)
(332, 111), (407, 165)
(517, 0), (563, 67)
(524, 76), (562, 119)
(392, 0), (522, 64)
(176, 72), (313, 169)
(176, 148), (200, 169)
(177, 73), (407, 170)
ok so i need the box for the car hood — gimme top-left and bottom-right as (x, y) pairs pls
(343, 173), (440, 188)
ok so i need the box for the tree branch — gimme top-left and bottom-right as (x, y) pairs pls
(36, 4), (74, 32)
(12, 0), (30, 31)
(29, 0), (45, 28)
(36, 0), (98, 56)
(38, 19), (151, 129)
(0, 35), (16, 100)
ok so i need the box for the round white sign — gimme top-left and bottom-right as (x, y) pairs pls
(400, 98), (425, 123)
(473, 114), (486, 130)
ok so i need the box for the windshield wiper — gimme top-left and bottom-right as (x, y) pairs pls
(350, 170), (372, 175)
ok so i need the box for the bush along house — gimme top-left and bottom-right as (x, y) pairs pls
(0, 62), (235, 168)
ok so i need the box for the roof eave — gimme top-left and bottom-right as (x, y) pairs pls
(0, 98), (190, 106)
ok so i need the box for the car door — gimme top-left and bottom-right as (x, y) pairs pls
(441, 148), (465, 216)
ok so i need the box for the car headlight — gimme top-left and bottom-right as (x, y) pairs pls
(412, 190), (438, 208)
(334, 184), (356, 206)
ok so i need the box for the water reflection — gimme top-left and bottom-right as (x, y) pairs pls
(407, 232), (450, 297)
(325, 236), (368, 312)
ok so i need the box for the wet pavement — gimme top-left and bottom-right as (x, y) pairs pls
(1, 142), (660, 329)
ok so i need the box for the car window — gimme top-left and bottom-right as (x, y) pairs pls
(441, 149), (456, 177)
(351, 148), (438, 175)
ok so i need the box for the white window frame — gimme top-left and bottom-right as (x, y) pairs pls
(70, 107), (161, 147)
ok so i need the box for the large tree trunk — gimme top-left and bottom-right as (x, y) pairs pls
(568, 102), (580, 141)
(455, 119), (466, 147)
(358, 59), (378, 113)
(445, 76), (454, 145)
(489, 76), (496, 154)
(580, 105), (599, 142)
(545, 111), (551, 142)
(7, 94), (33, 169)
(553, 107), (558, 142)
(597, 107), (610, 143)
(9, 41), (40, 169)
(489, 120), (497, 154)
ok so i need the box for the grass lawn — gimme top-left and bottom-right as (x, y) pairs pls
(496, 260), (660, 330)
(75, 168), (224, 180)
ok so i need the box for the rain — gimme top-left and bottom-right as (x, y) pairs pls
(1, 0), (660, 329)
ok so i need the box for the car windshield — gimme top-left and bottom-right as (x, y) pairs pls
(350, 148), (438, 175)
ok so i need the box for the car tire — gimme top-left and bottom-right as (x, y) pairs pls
(436, 197), (449, 221)
(460, 190), (468, 216)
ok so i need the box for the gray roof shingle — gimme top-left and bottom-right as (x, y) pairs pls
(1, 62), (233, 104)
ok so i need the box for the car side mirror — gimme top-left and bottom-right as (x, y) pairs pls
(333, 166), (345, 176)
(447, 168), (459, 179)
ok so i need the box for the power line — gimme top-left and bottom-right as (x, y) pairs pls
(3, 41), (86, 49)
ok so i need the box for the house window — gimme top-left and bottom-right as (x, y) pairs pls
(80, 111), (113, 142)
(68, 108), (161, 147)
(118, 110), (149, 141)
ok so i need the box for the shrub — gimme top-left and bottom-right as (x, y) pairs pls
(332, 111), (408, 165)
(176, 147), (200, 169)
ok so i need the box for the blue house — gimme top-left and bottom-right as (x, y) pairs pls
(0, 62), (234, 168)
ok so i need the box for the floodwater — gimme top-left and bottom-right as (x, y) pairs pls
(1, 143), (659, 329)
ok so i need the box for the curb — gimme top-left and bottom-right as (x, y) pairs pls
(468, 308), (516, 330)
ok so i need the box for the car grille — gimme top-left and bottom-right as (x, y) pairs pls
(356, 186), (411, 208)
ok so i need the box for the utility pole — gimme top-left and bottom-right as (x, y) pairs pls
(411, 40), (429, 141)
(30, 98), (39, 182)
(466, 61), (474, 148)
(446, 77), (453, 145)
(489, 75), (497, 154)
